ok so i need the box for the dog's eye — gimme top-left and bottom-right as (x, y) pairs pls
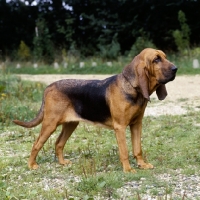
(153, 56), (161, 63)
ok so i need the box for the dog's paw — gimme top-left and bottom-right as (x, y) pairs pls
(123, 168), (137, 173)
(28, 163), (39, 170)
(60, 159), (72, 166)
(138, 162), (154, 169)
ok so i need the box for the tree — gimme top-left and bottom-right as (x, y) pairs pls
(33, 18), (54, 64)
(173, 10), (191, 53)
(2, 0), (200, 60)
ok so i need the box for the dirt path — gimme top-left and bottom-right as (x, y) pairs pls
(18, 74), (200, 116)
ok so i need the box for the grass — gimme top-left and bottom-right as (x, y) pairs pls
(0, 73), (200, 199)
(2, 52), (200, 75)
(4, 59), (125, 75)
(0, 72), (46, 128)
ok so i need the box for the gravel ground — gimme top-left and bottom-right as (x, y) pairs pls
(39, 171), (200, 199)
(116, 170), (200, 199)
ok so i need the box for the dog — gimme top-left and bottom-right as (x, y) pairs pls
(13, 48), (177, 172)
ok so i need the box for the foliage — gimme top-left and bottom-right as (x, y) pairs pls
(98, 34), (121, 59)
(0, 73), (46, 127)
(17, 41), (31, 61)
(172, 10), (191, 54)
(190, 47), (200, 57)
(57, 17), (75, 49)
(33, 18), (55, 64)
(128, 31), (156, 58)
(1, 0), (200, 60)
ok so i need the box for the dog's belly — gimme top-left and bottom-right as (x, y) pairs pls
(80, 117), (113, 129)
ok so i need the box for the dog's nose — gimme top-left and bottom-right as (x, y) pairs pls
(171, 66), (178, 72)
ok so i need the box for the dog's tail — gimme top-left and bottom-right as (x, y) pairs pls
(13, 99), (44, 128)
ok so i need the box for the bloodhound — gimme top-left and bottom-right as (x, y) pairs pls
(13, 48), (177, 172)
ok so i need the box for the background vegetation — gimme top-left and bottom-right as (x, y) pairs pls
(1, 0), (200, 66)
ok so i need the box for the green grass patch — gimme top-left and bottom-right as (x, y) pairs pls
(5, 60), (125, 75)
(3, 53), (200, 75)
(0, 74), (200, 199)
(0, 73), (46, 128)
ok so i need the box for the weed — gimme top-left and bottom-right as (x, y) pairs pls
(0, 74), (45, 127)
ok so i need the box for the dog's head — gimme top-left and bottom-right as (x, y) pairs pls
(123, 48), (178, 101)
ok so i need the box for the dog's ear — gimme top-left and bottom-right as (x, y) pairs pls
(123, 55), (150, 101)
(156, 84), (168, 100)
(137, 64), (150, 101)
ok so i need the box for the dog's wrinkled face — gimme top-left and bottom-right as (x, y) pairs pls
(141, 48), (178, 84)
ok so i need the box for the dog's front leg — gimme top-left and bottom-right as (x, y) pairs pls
(114, 124), (136, 173)
(130, 122), (154, 169)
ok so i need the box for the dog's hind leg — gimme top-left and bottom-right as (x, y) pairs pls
(55, 122), (79, 166)
(28, 120), (57, 169)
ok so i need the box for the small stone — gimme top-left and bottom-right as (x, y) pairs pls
(33, 63), (38, 68)
(16, 63), (21, 68)
(54, 62), (59, 69)
(92, 62), (97, 67)
(79, 62), (84, 68)
(193, 59), (199, 68)
(63, 62), (68, 68)
(106, 61), (112, 66)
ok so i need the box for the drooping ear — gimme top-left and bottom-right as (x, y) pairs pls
(156, 84), (168, 100)
(137, 65), (150, 101)
(122, 55), (150, 101)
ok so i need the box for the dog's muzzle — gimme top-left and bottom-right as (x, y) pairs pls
(159, 65), (178, 84)
(171, 65), (178, 73)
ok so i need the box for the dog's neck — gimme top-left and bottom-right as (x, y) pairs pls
(122, 72), (136, 90)
(122, 71), (160, 101)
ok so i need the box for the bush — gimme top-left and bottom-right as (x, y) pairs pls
(172, 10), (190, 54)
(98, 34), (121, 60)
(128, 34), (156, 58)
(33, 18), (55, 64)
(17, 41), (31, 61)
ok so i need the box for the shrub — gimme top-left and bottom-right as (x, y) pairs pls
(33, 18), (55, 64)
(128, 31), (156, 58)
(98, 34), (121, 60)
(18, 41), (31, 61)
(172, 10), (190, 54)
